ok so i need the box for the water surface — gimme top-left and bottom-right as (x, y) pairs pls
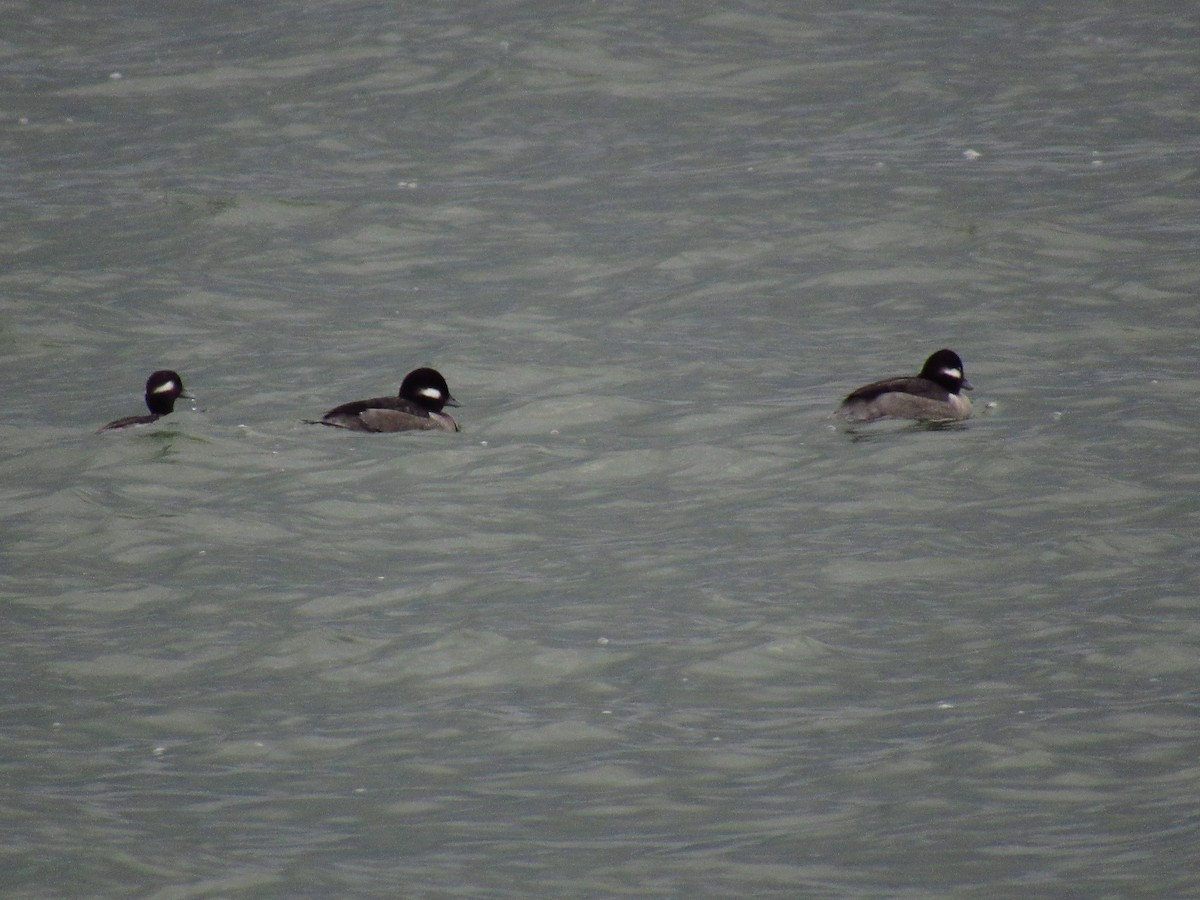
(3, 1), (1199, 896)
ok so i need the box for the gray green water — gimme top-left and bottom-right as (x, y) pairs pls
(3, 2), (1199, 896)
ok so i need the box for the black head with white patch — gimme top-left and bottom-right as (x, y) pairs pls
(918, 349), (972, 395)
(144, 370), (189, 415)
(398, 367), (458, 413)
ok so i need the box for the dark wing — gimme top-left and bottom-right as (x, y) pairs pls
(842, 375), (950, 405)
(97, 413), (160, 432)
(315, 396), (436, 432)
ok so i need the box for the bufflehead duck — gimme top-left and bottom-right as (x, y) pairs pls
(308, 367), (460, 432)
(835, 349), (973, 423)
(98, 370), (191, 432)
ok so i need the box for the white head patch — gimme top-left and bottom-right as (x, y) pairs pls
(152, 379), (179, 394)
(943, 368), (962, 380)
(418, 386), (444, 401)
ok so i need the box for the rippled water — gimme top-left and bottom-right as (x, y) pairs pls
(3, 2), (1199, 896)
